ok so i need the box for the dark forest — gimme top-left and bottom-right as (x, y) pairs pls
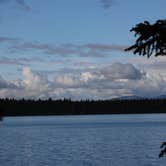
(0, 98), (166, 117)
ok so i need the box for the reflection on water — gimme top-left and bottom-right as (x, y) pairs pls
(0, 114), (166, 166)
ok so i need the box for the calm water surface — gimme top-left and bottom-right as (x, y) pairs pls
(0, 114), (166, 166)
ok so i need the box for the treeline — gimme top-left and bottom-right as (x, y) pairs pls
(0, 98), (166, 117)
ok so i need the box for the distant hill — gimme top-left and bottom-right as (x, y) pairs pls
(116, 95), (166, 100)
(156, 95), (166, 99)
(118, 96), (144, 100)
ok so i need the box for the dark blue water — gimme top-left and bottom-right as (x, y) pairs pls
(0, 114), (166, 166)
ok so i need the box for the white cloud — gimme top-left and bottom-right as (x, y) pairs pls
(22, 67), (47, 90)
(0, 63), (166, 99)
(80, 72), (94, 82)
(0, 67), (49, 99)
(54, 75), (79, 88)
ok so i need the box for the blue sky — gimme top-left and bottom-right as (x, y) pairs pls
(0, 0), (166, 99)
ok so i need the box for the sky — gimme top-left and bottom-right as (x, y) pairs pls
(0, 0), (165, 99)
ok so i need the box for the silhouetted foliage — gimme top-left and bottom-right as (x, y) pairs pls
(125, 19), (166, 158)
(159, 142), (166, 158)
(125, 19), (166, 58)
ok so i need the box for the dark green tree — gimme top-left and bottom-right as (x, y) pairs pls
(159, 142), (166, 158)
(125, 19), (166, 157)
(125, 19), (166, 58)
(0, 108), (3, 121)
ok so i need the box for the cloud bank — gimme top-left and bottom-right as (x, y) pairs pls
(0, 63), (166, 100)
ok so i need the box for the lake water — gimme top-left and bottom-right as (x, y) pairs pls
(0, 114), (166, 166)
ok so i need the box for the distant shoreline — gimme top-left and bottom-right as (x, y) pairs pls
(3, 113), (166, 118)
(1, 98), (166, 117)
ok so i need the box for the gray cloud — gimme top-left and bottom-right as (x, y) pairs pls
(15, 0), (31, 11)
(3, 38), (126, 57)
(0, 76), (18, 89)
(0, 56), (39, 66)
(0, 36), (19, 43)
(0, 0), (31, 11)
(0, 36), (126, 57)
(11, 42), (77, 56)
(100, 0), (113, 9)
(101, 63), (144, 80)
(0, 59), (23, 65)
(84, 43), (126, 52)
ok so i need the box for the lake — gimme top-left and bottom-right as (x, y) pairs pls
(0, 114), (166, 166)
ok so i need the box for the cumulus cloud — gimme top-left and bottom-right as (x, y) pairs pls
(101, 63), (144, 80)
(80, 72), (94, 82)
(0, 63), (166, 99)
(0, 67), (48, 99)
(22, 67), (49, 96)
(54, 75), (79, 88)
